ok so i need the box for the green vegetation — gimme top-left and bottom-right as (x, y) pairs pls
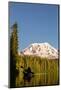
(10, 23), (59, 87)
(10, 23), (18, 88)
(16, 55), (59, 87)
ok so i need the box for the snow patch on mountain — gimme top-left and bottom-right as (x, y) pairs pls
(20, 42), (58, 59)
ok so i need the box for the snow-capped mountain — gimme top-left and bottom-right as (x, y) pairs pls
(20, 42), (58, 59)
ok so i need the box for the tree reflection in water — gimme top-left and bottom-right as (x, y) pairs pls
(16, 67), (34, 87)
(23, 67), (34, 82)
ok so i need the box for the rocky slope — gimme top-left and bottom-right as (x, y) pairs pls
(20, 42), (58, 59)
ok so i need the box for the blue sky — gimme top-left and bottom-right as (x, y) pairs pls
(9, 2), (59, 51)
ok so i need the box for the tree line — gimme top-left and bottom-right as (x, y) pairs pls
(10, 23), (59, 87)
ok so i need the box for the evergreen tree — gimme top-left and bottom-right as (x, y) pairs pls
(10, 23), (18, 56)
(10, 23), (18, 88)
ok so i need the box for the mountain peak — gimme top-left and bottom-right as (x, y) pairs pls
(20, 42), (58, 59)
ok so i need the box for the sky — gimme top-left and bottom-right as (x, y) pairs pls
(9, 2), (59, 51)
